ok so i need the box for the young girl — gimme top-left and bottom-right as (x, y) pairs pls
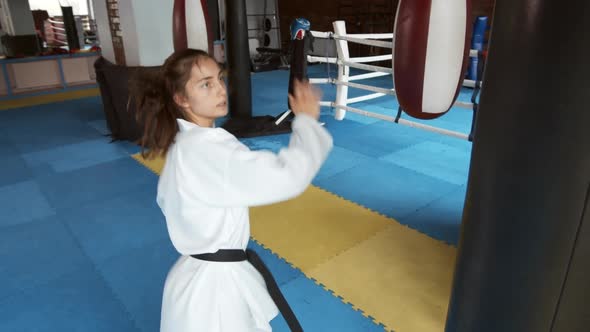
(131, 48), (333, 331)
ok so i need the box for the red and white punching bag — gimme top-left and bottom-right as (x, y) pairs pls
(173, 0), (213, 54)
(393, 0), (472, 119)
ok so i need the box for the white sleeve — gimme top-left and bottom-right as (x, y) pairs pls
(179, 114), (333, 207)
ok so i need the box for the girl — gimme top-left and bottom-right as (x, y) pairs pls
(131, 48), (333, 331)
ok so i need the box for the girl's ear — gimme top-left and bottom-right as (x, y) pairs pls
(173, 93), (189, 109)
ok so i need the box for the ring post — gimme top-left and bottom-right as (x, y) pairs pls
(333, 21), (350, 120)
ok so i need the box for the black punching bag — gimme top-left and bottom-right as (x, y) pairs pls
(445, 1), (590, 332)
(224, 0), (252, 119)
(221, 0), (292, 137)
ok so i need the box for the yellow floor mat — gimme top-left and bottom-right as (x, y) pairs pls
(132, 153), (457, 332)
(308, 225), (456, 332)
(132, 152), (165, 174)
(250, 186), (391, 272)
(0, 88), (100, 111)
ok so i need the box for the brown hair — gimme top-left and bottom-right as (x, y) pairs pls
(130, 48), (214, 159)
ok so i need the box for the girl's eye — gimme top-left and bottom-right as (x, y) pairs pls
(201, 82), (210, 88)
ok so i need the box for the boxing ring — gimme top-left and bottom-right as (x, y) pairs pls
(279, 20), (485, 142)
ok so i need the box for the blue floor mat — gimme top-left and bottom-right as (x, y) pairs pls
(58, 96), (105, 121)
(4, 121), (105, 154)
(329, 119), (426, 158)
(247, 240), (304, 286)
(322, 116), (371, 142)
(0, 139), (32, 187)
(0, 101), (82, 128)
(35, 157), (157, 210)
(0, 265), (140, 332)
(400, 185), (468, 246)
(271, 276), (386, 332)
(380, 141), (471, 186)
(60, 181), (167, 264)
(114, 140), (143, 155)
(0, 100), (106, 154)
(315, 145), (373, 182)
(22, 137), (130, 174)
(0, 180), (55, 227)
(96, 239), (178, 332)
(87, 119), (111, 136)
(0, 154), (32, 187)
(315, 159), (460, 221)
(0, 215), (89, 299)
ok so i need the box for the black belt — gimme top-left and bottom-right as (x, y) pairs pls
(191, 249), (303, 332)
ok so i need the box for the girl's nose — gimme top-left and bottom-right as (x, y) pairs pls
(218, 80), (227, 96)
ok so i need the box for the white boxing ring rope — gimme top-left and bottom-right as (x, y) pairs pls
(293, 20), (482, 141)
(334, 104), (470, 140)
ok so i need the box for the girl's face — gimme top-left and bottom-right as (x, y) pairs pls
(175, 57), (227, 127)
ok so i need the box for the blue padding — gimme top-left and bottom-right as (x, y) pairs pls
(0, 216), (89, 299)
(0, 265), (140, 332)
(247, 241), (304, 286)
(0, 155), (32, 186)
(379, 141), (471, 186)
(0, 100), (105, 154)
(0, 139), (32, 186)
(35, 158), (157, 210)
(60, 181), (167, 263)
(0, 180), (54, 227)
(321, 116), (370, 141)
(96, 240), (178, 332)
(5, 121), (103, 154)
(87, 119), (111, 136)
(315, 159), (459, 220)
(22, 138), (129, 173)
(272, 276), (386, 331)
(314, 146), (372, 182)
(400, 185), (467, 245)
(329, 119), (425, 158)
(114, 140), (142, 155)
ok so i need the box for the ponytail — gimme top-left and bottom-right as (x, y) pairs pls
(129, 49), (212, 159)
(130, 68), (180, 159)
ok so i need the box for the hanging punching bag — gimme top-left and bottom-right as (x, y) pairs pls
(445, 0), (590, 331)
(173, 0), (213, 54)
(393, 0), (472, 119)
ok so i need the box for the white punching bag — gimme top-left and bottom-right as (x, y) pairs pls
(393, 0), (472, 119)
(173, 0), (213, 54)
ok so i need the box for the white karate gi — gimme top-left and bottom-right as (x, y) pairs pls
(157, 114), (333, 332)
